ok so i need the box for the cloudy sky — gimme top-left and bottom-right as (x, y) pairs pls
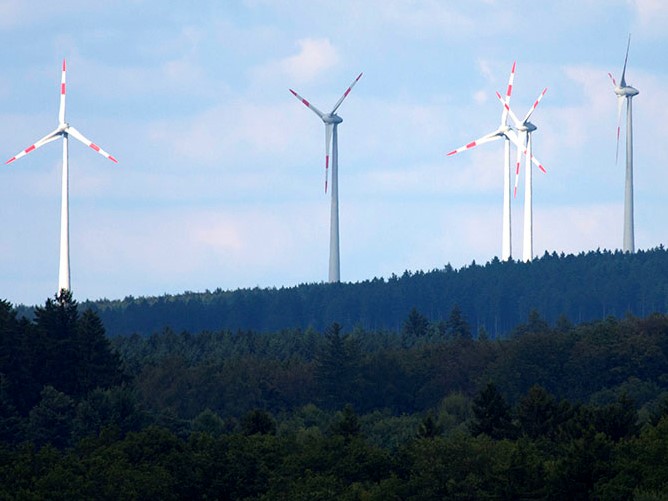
(0, 0), (666, 305)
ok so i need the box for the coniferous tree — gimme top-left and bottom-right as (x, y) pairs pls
(402, 308), (430, 344)
(330, 404), (361, 440)
(470, 382), (515, 439)
(445, 305), (471, 340)
(75, 309), (124, 396)
(315, 323), (361, 409)
(516, 385), (559, 439)
(33, 290), (79, 396)
(241, 409), (276, 435)
(26, 385), (75, 448)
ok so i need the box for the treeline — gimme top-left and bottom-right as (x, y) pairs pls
(2, 293), (668, 497)
(58, 246), (668, 337)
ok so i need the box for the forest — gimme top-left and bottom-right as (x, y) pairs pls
(27, 246), (668, 338)
(2, 288), (668, 498)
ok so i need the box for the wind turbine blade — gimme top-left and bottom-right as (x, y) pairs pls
(331, 72), (363, 114)
(503, 129), (526, 198)
(67, 126), (118, 163)
(446, 131), (500, 156)
(59, 59), (66, 124)
(513, 133), (524, 198)
(620, 34), (631, 87)
(6, 128), (62, 164)
(495, 91), (522, 128)
(289, 89), (325, 119)
(324, 123), (333, 193)
(615, 95), (624, 163)
(608, 72), (617, 88)
(501, 61), (516, 125)
(530, 153), (547, 173)
(521, 88), (547, 124)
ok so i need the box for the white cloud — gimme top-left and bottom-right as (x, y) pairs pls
(252, 38), (340, 86)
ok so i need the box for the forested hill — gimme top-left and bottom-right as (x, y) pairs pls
(58, 246), (667, 338)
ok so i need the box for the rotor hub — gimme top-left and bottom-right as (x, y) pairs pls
(324, 114), (342, 124)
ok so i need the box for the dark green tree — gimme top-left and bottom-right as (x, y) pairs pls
(445, 305), (471, 340)
(402, 308), (429, 343)
(241, 409), (276, 436)
(470, 382), (515, 439)
(33, 290), (80, 396)
(315, 323), (361, 409)
(416, 411), (443, 439)
(513, 309), (550, 337)
(75, 309), (124, 395)
(516, 385), (559, 439)
(26, 386), (75, 448)
(330, 404), (361, 440)
(593, 394), (639, 441)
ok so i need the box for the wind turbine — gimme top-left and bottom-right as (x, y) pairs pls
(447, 62), (518, 261)
(289, 72), (362, 283)
(496, 86), (548, 262)
(608, 34), (639, 253)
(6, 60), (118, 293)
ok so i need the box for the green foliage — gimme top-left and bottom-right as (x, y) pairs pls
(26, 386), (75, 448)
(416, 411), (443, 439)
(5, 287), (668, 497)
(470, 382), (516, 440)
(58, 247), (668, 338)
(315, 323), (362, 409)
(444, 304), (472, 340)
(402, 307), (429, 345)
(516, 385), (560, 439)
(330, 404), (361, 440)
(242, 409), (277, 436)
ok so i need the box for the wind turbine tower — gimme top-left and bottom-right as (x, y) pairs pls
(289, 73), (362, 283)
(6, 60), (118, 293)
(609, 35), (639, 253)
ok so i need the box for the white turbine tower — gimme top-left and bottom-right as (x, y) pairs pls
(6, 60), (118, 294)
(608, 34), (639, 253)
(289, 72), (362, 283)
(447, 62), (518, 261)
(496, 87), (548, 262)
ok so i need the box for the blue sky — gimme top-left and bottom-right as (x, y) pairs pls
(0, 0), (667, 305)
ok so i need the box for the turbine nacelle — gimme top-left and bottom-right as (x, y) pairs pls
(615, 85), (639, 98)
(518, 122), (537, 133)
(323, 114), (343, 125)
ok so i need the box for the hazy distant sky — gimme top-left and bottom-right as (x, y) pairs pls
(0, 0), (666, 305)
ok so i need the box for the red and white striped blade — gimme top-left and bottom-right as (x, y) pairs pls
(67, 126), (118, 163)
(513, 140), (523, 198)
(289, 89), (325, 120)
(495, 91), (522, 128)
(608, 72), (617, 88)
(501, 61), (516, 124)
(6, 128), (61, 164)
(522, 88), (547, 124)
(615, 95), (623, 163)
(324, 123), (333, 193)
(530, 152), (547, 173)
(505, 62), (516, 101)
(58, 59), (66, 125)
(446, 132), (500, 156)
(331, 72), (363, 114)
